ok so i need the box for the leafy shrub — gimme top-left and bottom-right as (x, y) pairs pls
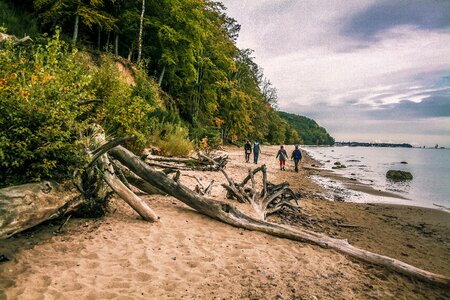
(0, 31), (164, 186)
(190, 125), (223, 150)
(0, 30), (92, 186)
(150, 123), (194, 157)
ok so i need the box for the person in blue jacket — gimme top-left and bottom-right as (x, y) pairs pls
(291, 145), (302, 172)
(253, 141), (261, 164)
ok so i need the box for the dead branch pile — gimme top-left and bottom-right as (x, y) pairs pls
(142, 151), (228, 172)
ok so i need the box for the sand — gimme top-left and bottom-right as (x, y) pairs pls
(1, 146), (449, 299)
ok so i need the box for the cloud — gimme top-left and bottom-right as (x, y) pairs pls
(269, 27), (450, 107)
(372, 92), (450, 119)
(342, 0), (450, 41)
(220, 0), (450, 146)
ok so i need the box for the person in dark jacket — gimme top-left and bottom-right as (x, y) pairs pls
(276, 145), (288, 170)
(253, 141), (261, 164)
(291, 145), (302, 172)
(244, 140), (252, 163)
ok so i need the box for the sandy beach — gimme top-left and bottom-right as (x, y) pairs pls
(1, 146), (449, 299)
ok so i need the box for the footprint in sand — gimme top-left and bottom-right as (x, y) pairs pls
(133, 271), (153, 282)
(62, 281), (84, 292)
(186, 261), (198, 268)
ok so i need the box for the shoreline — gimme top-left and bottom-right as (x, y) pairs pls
(301, 148), (450, 212)
(1, 145), (449, 299)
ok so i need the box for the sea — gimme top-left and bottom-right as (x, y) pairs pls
(303, 146), (450, 211)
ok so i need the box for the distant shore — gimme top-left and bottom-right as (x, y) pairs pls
(1, 145), (449, 299)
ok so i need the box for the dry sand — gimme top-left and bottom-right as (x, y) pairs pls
(1, 146), (449, 299)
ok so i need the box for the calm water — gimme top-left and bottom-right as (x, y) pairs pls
(303, 146), (450, 211)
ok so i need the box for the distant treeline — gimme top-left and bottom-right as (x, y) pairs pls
(335, 142), (413, 148)
(278, 112), (335, 146)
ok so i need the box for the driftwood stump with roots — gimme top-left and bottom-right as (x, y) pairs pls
(221, 165), (299, 220)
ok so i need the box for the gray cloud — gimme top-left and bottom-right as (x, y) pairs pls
(343, 0), (450, 41)
(372, 93), (450, 119)
(221, 0), (450, 146)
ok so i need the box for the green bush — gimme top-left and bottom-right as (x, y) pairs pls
(150, 123), (194, 157)
(190, 125), (223, 149)
(0, 31), (164, 186)
(0, 30), (91, 186)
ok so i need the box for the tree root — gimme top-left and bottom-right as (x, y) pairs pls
(221, 165), (300, 219)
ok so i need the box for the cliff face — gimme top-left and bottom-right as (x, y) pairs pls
(278, 111), (335, 145)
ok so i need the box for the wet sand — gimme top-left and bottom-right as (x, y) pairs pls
(0, 146), (449, 299)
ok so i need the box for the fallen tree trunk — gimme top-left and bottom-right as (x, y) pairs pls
(110, 145), (450, 287)
(90, 127), (158, 222)
(0, 182), (81, 239)
(98, 155), (158, 222)
(0, 127), (159, 239)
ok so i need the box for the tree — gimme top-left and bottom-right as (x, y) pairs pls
(136, 0), (144, 62)
(33, 0), (116, 44)
(261, 78), (278, 108)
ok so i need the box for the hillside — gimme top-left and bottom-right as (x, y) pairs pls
(279, 111), (335, 145)
(1, 0), (332, 186)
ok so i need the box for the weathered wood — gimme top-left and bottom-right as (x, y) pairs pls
(123, 170), (165, 195)
(88, 136), (136, 169)
(143, 151), (228, 172)
(110, 145), (450, 287)
(0, 182), (81, 239)
(0, 32), (32, 47)
(188, 176), (214, 195)
(91, 128), (158, 222)
(222, 165), (299, 219)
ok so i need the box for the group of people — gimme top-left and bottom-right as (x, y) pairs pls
(244, 140), (261, 164)
(244, 141), (303, 172)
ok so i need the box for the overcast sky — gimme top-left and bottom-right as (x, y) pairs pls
(220, 0), (450, 147)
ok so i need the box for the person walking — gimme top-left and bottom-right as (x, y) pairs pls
(244, 140), (252, 163)
(276, 145), (288, 170)
(291, 145), (302, 172)
(253, 141), (261, 164)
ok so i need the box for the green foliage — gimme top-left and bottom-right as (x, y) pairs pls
(0, 31), (164, 186)
(190, 125), (222, 149)
(88, 55), (160, 152)
(150, 123), (194, 157)
(0, 30), (91, 186)
(0, 0), (39, 37)
(279, 111), (335, 145)
(34, 0), (117, 33)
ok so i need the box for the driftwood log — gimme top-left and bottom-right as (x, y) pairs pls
(0, 129), (158, 239)
(90, 127), (158, 222)
(110, 145), (450, 287)
(0, 32), (32, 48)
(0, 181), (81, 238)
